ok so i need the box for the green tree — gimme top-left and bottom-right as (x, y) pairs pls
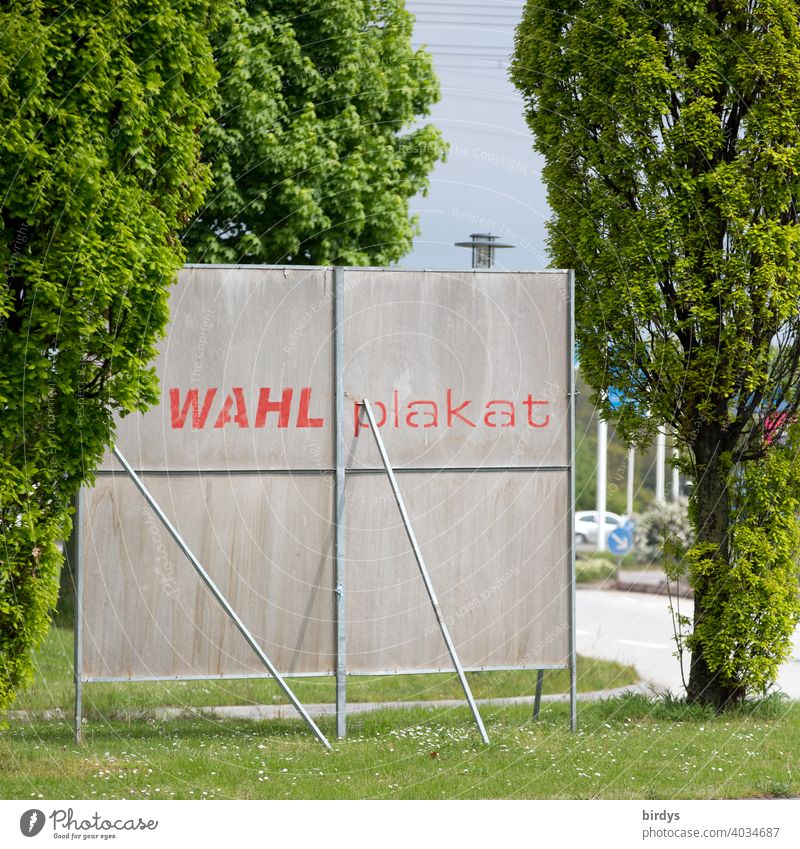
(0, 0), (226, 711)
(512, 0), (800, 707)
(182, 0), (446, 265)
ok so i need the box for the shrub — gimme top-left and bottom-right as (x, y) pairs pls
(634, 499), (693, 569)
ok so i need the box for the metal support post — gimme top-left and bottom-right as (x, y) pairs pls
(533, 668), (544, 720)
(360, 399), (490, 745)
(568, 269), (578, 733)
(68, 489), (83, 745)
(112, 447), (332, 750)
(333, 266), (347, 740)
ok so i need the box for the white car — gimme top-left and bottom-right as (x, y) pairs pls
(574, 510), (626, 545)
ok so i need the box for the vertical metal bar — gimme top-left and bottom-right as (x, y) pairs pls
(533, 668), (544, 720)
(596, 418), (608, 551)
(112, 447), (332, 750)
(567, 269), (578, 733)
(360, 399), (490, 745)
(70, 489), (83, 745)
(333, 266), (347, 740)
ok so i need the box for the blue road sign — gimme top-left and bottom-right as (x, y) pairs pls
(607, 527), (634, 556)
(607, 386), (627, 410)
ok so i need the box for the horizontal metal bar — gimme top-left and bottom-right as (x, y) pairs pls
(81, 663), (571, 684)
(183, 263), (333, 272)
(82, 672), (332, 684)
(337, 267), (569, 275)
(95, 468), (335, 477)
(95, 465), (570, 477)
(346, 465), (570, 475)
(183, 263), (568, 275)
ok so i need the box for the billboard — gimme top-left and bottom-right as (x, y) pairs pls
(78, 265), (573, 687)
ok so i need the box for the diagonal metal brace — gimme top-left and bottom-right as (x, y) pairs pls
(112, 447), (332, 750)
(360, 400), (490, 744)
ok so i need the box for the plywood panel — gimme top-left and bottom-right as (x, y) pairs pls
(345, 471), (570, 673)
(103, 266), (334, 472)
(343, 270), (568, 470)
(81, 474), (335, 678)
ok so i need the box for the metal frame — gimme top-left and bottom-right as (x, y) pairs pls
(79, 663), (571, 683)
(184, 263), (570, 275)
(72, 265), (577, 742)
(360, 399), (489, 745)
(568, 269), (578, 732)
(71, 489), (84, 744)
(92, 465), (570, 477)
(333, 265), (347, 740)
(533, 668), (544, 721)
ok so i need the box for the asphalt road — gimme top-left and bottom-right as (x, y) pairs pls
(577, 588), (800, 699)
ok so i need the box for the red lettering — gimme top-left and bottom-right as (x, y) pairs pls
(296, 387), (324, 428)
(484, 401), (515, 428)
(255, 388), (293, 428)
(214, 387), (249, 429)
(446, 389), (476, 427)
(354, 401), (387, 436)
(523, 395), (550, 428)
(170, 387), (549, 433)
(170, 388), (217, 429)
(407, 401), (438, 429)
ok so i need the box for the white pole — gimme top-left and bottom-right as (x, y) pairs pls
(672, 447), (680, 502)
(597, 417), (607, 551)
(656, 427), (666, 504)
(626, 446), (635, 518)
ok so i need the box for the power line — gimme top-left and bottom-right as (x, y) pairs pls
(415, 21), (519, 28)
(408, 1), (525, 9)
(433, 62), (511, 69)
(414, 12), (522, 18)
(420, 42), (514, 49)
(428, 53), (511, 61)
(414, 13), (522, 20)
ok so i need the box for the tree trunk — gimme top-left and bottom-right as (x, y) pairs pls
(686, 428), (744, 709)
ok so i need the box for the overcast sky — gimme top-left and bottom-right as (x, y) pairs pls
(403, 0), (550, 271)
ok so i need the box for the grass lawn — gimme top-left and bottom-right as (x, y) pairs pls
(575, 556), (617, 584)
(11, 627), (637, 717)
(2, 697), (798, 800)
(575, 552), (686, 584)
(4, 626), (798, 800)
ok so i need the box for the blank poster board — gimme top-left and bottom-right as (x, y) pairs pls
(79, 265), (572, 681)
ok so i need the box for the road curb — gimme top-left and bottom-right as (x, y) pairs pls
(6, 683), (654, 724)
